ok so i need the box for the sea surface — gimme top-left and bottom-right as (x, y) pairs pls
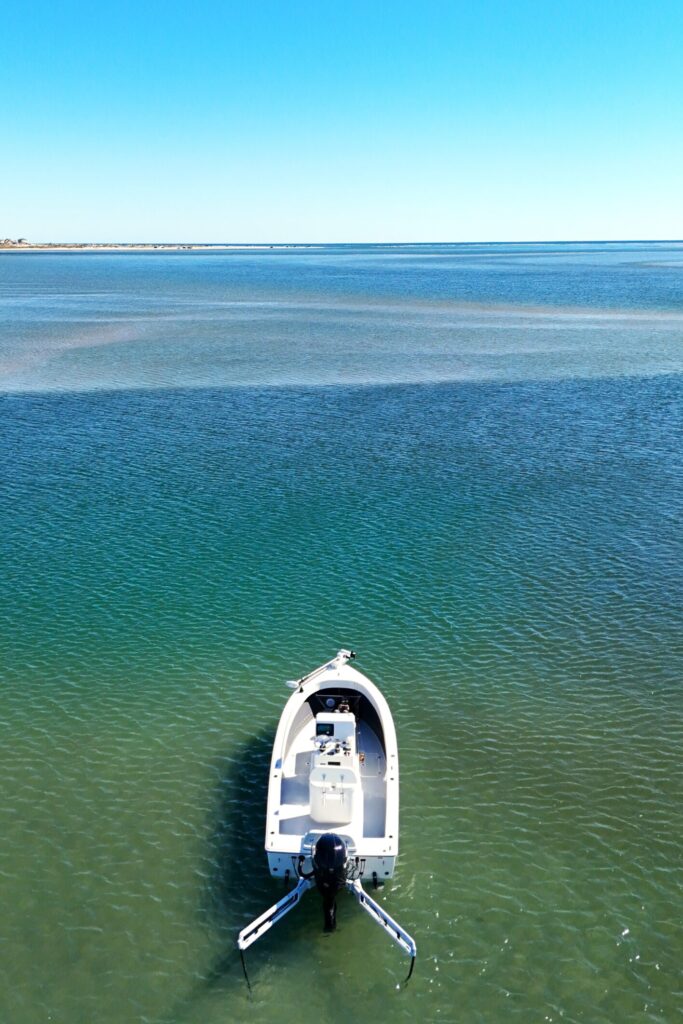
(1, 243), (682, 1024)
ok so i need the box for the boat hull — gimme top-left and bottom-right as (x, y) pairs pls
(264, 655), (400, 883)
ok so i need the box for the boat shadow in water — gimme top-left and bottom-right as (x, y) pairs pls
(204, 728), (275, 933)
(160, 729), (317, 1022)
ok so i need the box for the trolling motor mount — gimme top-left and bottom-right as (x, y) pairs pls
(312, 833), (348, 931)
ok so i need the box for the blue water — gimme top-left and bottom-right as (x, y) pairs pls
(2, 242), (683, 392)
(1, 243), (682, 1024)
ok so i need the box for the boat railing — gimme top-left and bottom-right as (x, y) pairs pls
(286, 649), (356, 692)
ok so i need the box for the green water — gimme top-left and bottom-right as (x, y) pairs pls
(1, 245), (682, 1023)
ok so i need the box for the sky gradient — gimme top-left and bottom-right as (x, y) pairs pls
(2, 0), (682, 242)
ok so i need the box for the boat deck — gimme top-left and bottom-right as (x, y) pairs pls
(277, 719), (387, 840)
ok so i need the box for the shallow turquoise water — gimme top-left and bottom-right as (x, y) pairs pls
(1, 244), (682, 1023)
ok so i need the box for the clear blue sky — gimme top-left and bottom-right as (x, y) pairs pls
(2, 0), (682, 242)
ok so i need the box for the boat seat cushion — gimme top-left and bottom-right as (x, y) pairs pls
(309, 766), (359, 825)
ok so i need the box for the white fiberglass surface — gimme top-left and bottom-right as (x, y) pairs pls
(277, 717), (387, 839)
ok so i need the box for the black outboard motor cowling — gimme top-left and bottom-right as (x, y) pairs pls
(312, 833), (348, 932)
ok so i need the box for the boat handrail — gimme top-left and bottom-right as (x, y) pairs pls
(285, 649), (356, 691)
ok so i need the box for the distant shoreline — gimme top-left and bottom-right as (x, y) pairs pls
(0, 242), (317, 252)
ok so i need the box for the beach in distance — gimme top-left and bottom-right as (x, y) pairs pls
(0, 238), (316, 251)
(1, 241), (682, 1024)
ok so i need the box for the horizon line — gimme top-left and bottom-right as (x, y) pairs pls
(2, 238), (683, 248)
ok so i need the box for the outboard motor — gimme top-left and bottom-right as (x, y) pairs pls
(312, 833), (348, 932)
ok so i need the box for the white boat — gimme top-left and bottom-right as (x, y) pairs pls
(237, 650), (416, 983)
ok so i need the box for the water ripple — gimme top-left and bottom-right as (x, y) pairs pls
(1, 260), (682, 1024)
